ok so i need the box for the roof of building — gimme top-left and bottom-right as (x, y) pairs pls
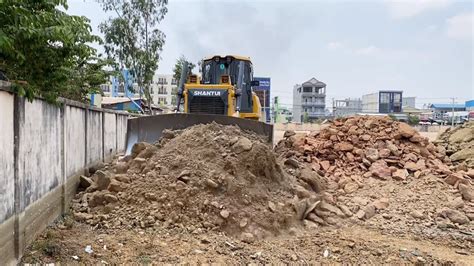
(429, 103), (465, 109)
(302, 77), (326, 87)
(402, 107), (423, 113)
(466, 100), (474, 107)
(102, 97), (141, 105)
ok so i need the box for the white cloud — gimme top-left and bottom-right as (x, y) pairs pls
(446, 13), (473, 40)
(426, 24), (438, 32)
(355, 45), (381, 56)
(327, 41), (343, 50)
(385, 0), (452, 19)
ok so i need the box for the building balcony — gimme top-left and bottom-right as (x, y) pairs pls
(307, 112), (326, 118)
(301, 92), (325, 97)
(301, 102), (325, 107)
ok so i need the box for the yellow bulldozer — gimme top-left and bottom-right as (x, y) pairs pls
(125, 55), (273, 153)
(176, 55), (262, 120)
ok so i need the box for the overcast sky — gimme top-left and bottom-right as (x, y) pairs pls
(67, 0), (473, 108)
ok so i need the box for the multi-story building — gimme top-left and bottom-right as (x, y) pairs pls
(402, 97), (416, 109)
(333, 98), (362, 117)
(151, 74), (177, 108)
(292, 77), (326, 122)
(362, 90), (403, 113)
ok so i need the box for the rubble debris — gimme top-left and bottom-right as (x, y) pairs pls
(70, 123), (323, 239)
(434, 121), (474, 168)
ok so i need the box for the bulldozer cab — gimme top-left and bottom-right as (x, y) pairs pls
(201, 55), (256, 113)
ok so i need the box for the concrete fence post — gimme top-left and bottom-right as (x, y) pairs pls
(13, 94), (21, 259)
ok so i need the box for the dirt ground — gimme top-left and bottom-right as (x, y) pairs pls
(22, 217), (474, 264)
(22, 121), (473, 264)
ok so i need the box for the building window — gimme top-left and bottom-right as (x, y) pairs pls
(303, 87), (312, 93)
(157, 77), (168, 85)
(157, 97), (167, 105)
(171, 78), (177, 85)
(158, 86), (167, 94)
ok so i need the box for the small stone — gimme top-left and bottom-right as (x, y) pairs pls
(108, 180), (126, 192)
(373, 198), (389, 210)
(365, 148), (380, 162)
(410, 210), (425, 219)
(74, 212), (93, 221)
(232, 137), (253, 153)
(241, 232), (255, 243)
(239, 218), (248, 228)
(204, 179), (219, 189)
(284, 158), (299, 168)
(290, 254), (298, 261)
(398, 123), (416, 138)
(458, 184), (474, 201)
(382, 213), (392, 220)
(284, 130), (296, 138)
(444, 173), (468, 186)
(404, 162), (419, 172)
(441, 209), (470, 225)
(355, 210), (365, 219)
(144, 192), (157, 201)
(93, 170), (111, 190)
(344, 182), (359, 194)
(79, 175), (94, 189)
(268, 201), (276, 212)
(392, 169), (409, 181)
(220, 210), (230, 219)
(103, 194), (118, 203)
(115, 162), (128, 174)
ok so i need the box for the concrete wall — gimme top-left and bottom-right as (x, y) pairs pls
(0, 88), (130, 264)
(0, 91), (14, 223)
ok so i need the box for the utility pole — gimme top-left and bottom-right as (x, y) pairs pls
(451, 97), (455, 127)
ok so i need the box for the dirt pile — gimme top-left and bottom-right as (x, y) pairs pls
(72, 123), (328, 241)
(434, 121), (474, 168)
(275, 116), (474, 236)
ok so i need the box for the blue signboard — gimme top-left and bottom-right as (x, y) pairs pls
(253, 77), (271, 122)
(254, 77), (271, 91)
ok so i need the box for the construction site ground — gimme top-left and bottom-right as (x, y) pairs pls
(22, 120), (473, 264)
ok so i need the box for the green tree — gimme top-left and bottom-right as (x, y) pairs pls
(172, 55), (196, 83)
(0, 0), (108, 102)
(99, 0), (168, 113)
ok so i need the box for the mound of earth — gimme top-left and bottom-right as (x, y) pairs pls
(435, 121), (474, 168)
(72, 123), (328, 241)
(275, 116), (474, 240)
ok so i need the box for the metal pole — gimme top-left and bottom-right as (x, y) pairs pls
(451, 97), (455, 127)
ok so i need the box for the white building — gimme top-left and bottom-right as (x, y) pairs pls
(362, 90), (403, 113)
(151, 74), (177, 108)
(292, 77), (327, 122)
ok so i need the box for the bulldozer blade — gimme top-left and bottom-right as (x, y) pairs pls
(125, 113), (273, 154)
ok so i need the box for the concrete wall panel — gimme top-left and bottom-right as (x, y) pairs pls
(117, 115), (127, 152)
(0, 88), (131, 263)
(86, 110), (103, 164)
(0, 91), (14, 223)
(65, 106), (86, 176)
(17, 98), (62, 212)
(103, 113), (116, 160)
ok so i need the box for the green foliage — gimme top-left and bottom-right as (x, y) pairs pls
(172, 55), (196, 83)
(99, 0), (168, 111)
(388, 114), (398, 121)
(407, 114), (420, 125)
(303, 112), (309, 123)
(0, 0), (108, 102)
